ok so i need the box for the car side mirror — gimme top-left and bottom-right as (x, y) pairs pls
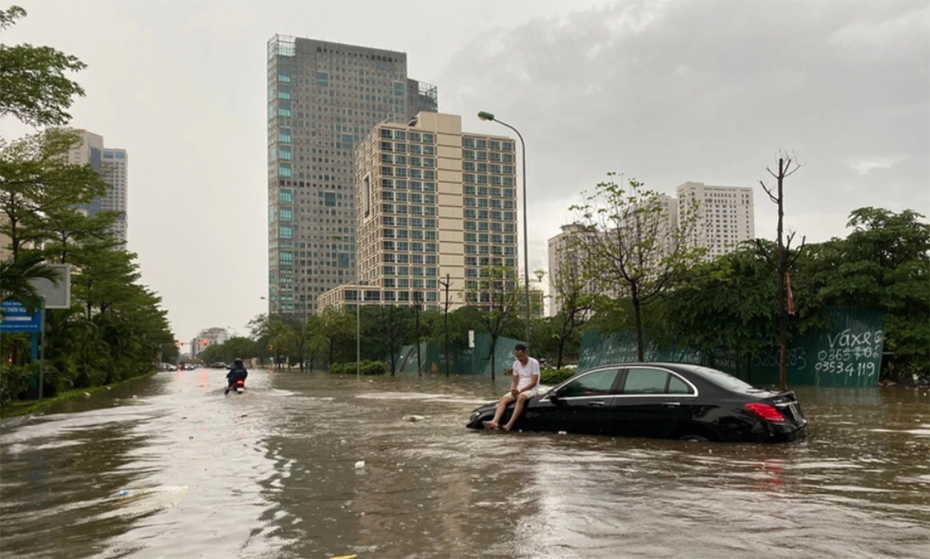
(549, 387), (562, 401)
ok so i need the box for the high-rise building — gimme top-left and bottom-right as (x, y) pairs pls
(317, 112), (518, 312)
(101, 148), (128, 243)
(547, 223), (584, 317)
(266, 35), (438, 318)
(190, 327), (229, 358)
(676, 182), (755, 258)
(66, 130), (129, 244)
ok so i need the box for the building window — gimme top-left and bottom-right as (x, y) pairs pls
(280, 209), (293, 221)
(280, 251), (293, 265)
(278, 163), (291, 177)
(279, 190), (292, 204)
(279, 226), (292, 239)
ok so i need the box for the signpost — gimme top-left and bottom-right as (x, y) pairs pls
(1, 267), (72, 400)
(0, 299), (43, 333)
(1, 298), (46, 398)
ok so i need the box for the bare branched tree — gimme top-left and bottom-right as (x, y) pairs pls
(753, 153), (806, 390)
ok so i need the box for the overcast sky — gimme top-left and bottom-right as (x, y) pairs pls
(1, 0), (927, 344)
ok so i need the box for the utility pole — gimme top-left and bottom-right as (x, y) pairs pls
(439, 273), (453, 377)
(414, 291), (422, 377)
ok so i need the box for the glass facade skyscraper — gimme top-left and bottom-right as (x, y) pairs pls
(266, 35), (437, 317)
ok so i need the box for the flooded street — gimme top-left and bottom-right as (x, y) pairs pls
(1, 369), (928, 559)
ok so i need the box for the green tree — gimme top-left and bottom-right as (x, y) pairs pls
(805, 208), (930, 379)
(0, 6), (87, 126)
(314, 306), (355, 366)
(0, 128), (109, 259)
(464, 266), (524, 380)
(0, 251), (59, 312)
(570, 174), (705, 361)
(662, 245), (780, 359)
(549, 240), (596, 368)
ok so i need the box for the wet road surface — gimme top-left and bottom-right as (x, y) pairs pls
(1, 369), (928, 558)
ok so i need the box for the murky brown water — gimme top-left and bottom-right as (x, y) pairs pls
(1, 369), (928, 559)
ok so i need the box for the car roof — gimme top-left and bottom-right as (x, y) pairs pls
(586, 362), (704, 373)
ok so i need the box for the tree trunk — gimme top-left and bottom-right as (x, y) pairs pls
(632, 288), (645, 362)
(776, 158), (788, 391)
(490, 336), (496, 381)
(443, 273), (451, 377)
(443, 310), (450, 377)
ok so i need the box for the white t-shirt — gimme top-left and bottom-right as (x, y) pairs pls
(513, 357), (540, 391)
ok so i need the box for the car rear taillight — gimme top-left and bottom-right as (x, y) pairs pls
(744, 403), (785, 423)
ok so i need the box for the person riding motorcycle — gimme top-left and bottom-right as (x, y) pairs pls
(225, 358), (249, 394)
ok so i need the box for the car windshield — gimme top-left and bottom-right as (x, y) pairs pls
(694, 366), (762, 392)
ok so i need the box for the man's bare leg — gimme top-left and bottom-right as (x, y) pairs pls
(502, 394), (528, 431)
(483, 396), (512, 429)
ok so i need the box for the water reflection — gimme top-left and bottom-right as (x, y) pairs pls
(1, 371), (927, 559)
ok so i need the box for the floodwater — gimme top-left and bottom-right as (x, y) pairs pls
(1, 369), (928, 559)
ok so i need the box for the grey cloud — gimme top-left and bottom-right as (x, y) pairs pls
(437, 0), (929, 261)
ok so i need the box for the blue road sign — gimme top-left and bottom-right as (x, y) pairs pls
(0, 299), (42, 333)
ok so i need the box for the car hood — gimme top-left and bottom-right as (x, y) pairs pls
(469, 385), (554, 414)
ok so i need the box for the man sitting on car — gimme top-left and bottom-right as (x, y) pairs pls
(483, 344), (540, 432)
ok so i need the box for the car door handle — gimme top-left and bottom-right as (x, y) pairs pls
(587, 401), (607, 407)
(661, 402), (681, 407)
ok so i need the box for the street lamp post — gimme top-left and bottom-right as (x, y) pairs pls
(478, 111), (531, 351)
(354, 280), (369, 380)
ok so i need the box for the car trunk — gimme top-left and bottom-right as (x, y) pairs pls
(761, 390), (806, 426)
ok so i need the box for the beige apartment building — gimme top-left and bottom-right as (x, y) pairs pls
(676, 182), (755, 258)
(547, 185), (754, 315)
(318, 112), (518, 311)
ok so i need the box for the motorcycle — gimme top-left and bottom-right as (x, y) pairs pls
(226, 378), (245, 395)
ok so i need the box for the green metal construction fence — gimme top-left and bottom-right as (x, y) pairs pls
(577, 307), (886, 388)
(392, 333), (523, 376)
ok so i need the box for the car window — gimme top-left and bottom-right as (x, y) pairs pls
(623, 368), (671, 394)
(668, 375), (692, 394)
(559, 369), (618, 398)
(694, 367), (758, 392)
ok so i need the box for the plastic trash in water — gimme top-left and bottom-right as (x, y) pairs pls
(354, 460), (365, 469)
(402, 415), (425, 422)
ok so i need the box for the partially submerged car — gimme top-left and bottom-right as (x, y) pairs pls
(467, 363), (807, 443)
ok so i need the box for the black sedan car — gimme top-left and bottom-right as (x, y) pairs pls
(466, 363), (807, 443)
